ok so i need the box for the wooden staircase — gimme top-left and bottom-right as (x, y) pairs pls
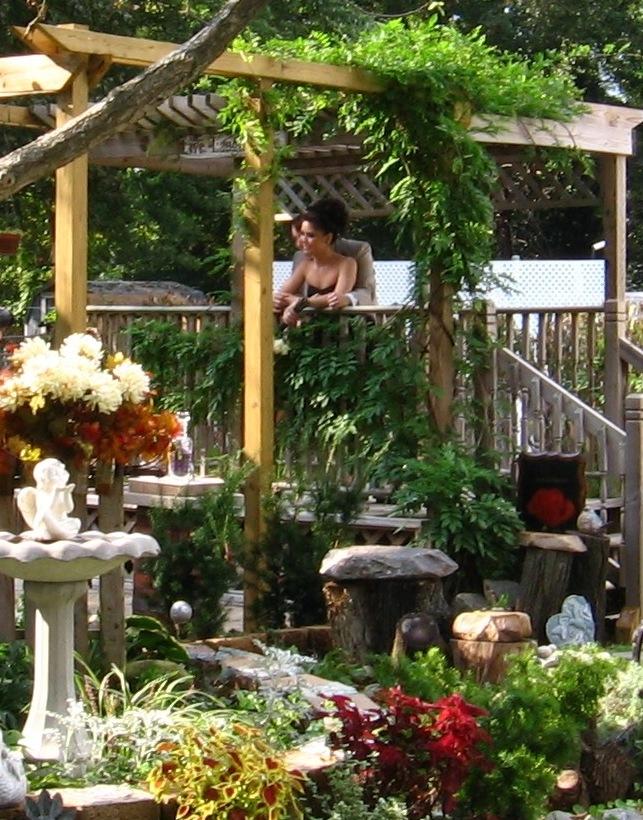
(490, 346), (634, 618)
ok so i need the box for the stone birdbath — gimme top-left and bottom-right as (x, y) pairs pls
(0, 459), (160, 761)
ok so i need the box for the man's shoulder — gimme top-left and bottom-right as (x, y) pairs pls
(335, 237), (372, 258)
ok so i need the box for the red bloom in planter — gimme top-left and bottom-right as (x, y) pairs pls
(526, 487), (576, 528)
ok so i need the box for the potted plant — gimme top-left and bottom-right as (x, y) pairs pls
(0, 231), (20, 255)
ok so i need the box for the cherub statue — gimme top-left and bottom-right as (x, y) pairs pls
(17, 458), (82, 541)
(0, 731), (26, 808)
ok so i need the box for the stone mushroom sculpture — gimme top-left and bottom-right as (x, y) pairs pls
(320, 545), (458, 660)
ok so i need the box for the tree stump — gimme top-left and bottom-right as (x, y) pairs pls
(568, 531), (610, 643)
(450, 610), (534, 683)
(321, 545), (457, 661)
(517, 532), (587, 643)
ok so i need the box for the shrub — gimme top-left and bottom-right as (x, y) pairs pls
(392, 442), (523, 587)
(0, 641), (32, 734)
(148, 457), (248, 638)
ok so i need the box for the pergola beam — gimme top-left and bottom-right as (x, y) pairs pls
(470, 104), (643, 157)
(14, 23), (384, 94)
(0, 53), (83, 97)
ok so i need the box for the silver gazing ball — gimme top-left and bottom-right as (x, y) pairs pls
(169, 600), (193, 625)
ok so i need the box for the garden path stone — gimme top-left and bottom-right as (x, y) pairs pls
(211, 648), (380, 710)
(26, 784), (159, 820)
(320, 545), (458, 580)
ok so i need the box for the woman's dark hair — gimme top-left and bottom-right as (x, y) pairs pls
(291, 213), (304, 231)
(303, 197), (349, 241)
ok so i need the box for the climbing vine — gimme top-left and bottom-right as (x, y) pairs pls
(218, 15), (583, 294)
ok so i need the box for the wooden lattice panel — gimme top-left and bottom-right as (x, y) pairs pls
(493, 158), (599, 211)
(27, 95), (603, 216)
(276, 170), (393, 219)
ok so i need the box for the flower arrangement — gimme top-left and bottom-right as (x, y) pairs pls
(0, 333), (179, 471)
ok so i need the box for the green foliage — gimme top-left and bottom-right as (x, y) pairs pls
(233, 17), (581, 303)
(598, 660), (643, 737)
(275, 312), (427, 479)
(392, 442), (523, 585)
(304, 762), (410, 819)
(125, 614), (189, 666)
(0, 640), (32, 732)
(130, 318), (242, 429)
(548, 646), (618, 726)
(27, 665), (222, 790)
(148, 457), (249, 638)
(248, 475), (363, 629)
(351, 645), (618, 820)
(230, 689), (318, 750)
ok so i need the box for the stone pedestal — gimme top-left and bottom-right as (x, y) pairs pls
(22, 579), (88, 761)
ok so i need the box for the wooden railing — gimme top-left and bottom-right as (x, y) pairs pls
(88, 304), (233, 354)
(494, 304), (604, 407)
(495, 347), (625, 512)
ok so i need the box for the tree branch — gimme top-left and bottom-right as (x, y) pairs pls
(0, 0), (268, 199)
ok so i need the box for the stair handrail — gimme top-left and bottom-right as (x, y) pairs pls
(620, 336), (643, 372)
(499, 346), (626, 470)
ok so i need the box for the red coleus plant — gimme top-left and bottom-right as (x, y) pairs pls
(325, 687), (492, 818)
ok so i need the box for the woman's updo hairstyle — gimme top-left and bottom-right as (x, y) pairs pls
(303, 197), (349, 242)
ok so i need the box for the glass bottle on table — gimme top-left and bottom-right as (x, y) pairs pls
(169, 411), (194, 478)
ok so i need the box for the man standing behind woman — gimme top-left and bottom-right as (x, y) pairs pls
(274, 197), (377, 326)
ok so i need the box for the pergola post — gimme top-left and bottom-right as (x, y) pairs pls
(428, 268), (455, 435)
(53, 26), (89, 346)
(242, 82), (274, 631)
(601, 154), (628, 431)
(624, 394), (643, 609)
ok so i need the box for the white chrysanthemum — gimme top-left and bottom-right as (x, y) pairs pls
(18, 353), (88, 404)
(59, 333), (104, 363)
(273, 338), (290, 355)
(111, 360), (150, 404)
(10, 336), (51, 366)
(83, 371), (123, 414)
(0, 380), (26, 411)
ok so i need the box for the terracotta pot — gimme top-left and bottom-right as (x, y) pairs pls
(0, 232), (20, 255)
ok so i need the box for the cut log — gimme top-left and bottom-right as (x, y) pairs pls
(452, 610), (532, 642)
(450, 638), (534, 683)
(568, 531), (610, 643)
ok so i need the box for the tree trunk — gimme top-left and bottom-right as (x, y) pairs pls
(323, 578), (448, 661)
(517, 547), (574, 643)
(0, 0), (268, 200)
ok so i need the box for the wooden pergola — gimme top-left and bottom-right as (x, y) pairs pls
(1, 23), (643, 632)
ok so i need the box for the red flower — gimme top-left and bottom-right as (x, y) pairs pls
(526, 487), (576, 528)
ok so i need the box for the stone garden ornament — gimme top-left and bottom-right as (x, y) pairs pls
(0, 457), (161, 761)
(545, 594), (595, 646)
(17, 458), (81, 541)
(0, 730), (27, 808)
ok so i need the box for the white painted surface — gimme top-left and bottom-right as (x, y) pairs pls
(275, 258), (607, 309)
